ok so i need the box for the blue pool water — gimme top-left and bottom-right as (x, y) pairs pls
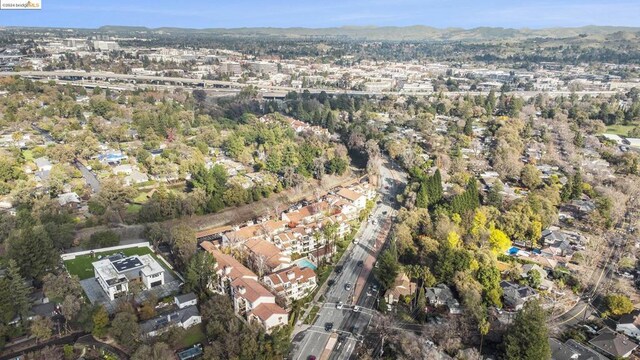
(295, 258), (317, 270)
(508, 246), (519, 255)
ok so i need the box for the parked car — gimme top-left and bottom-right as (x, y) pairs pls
(325, 322), (334, 331)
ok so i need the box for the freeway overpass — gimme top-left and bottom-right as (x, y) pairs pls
(0, 70), (624, 98)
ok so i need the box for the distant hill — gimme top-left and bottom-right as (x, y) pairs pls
(89, 25), (640, 41)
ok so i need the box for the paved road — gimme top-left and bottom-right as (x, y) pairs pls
(1, 70), (624, 98)
(74, 160), (101, 193)
(552, 230), (625, 329)
(291, 158), (406, 360)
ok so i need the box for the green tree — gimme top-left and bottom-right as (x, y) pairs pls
(110, 312), (140, 349)
(84, 230), (120, 250)
(42, 273), (82, 303)
(527, 269), (542, 289)
(170, 224), (197, 266)
(374, 248), (400, 292)
(30, 316), (53, 343)
(92, 306), (109, 338)
(521, 165), (542, 189)
(1, 260), (31, 323)
(504, 300), (551, 360)
(185, 251), (218, 295)
(605, 294), (634, 316)
(7, 225), (58, 280)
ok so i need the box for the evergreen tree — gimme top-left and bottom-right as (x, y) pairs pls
(464, 118), (474, 136)
(416, 184), (429, 209)
(570, 170), (583, 200)
(504, 300), (551, 360)
(4, 260), (32, 323)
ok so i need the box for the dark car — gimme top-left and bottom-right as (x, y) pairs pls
(325, 322), (334, 331)
(382, 211), (388, 215)
(335, 266), (343, 274)
(357, 260), (364, 267)
(327, 279), (335, 286)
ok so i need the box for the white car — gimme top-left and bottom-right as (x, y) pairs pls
(336, 302), (344, 310)
(353, 306), (360, 313)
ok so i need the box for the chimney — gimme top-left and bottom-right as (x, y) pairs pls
(237, 285), (246, 295)
(224, 266), (232, 275)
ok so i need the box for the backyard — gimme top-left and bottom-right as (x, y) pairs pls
(64, 246), (162, 280)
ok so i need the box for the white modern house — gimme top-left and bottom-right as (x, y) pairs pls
(92, 254), (165, 300)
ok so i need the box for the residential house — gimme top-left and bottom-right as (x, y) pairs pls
(57, 192), (81, 208)
(424, 284), (462, 314)
(589, 329), (637, 359)
(616, 310), (640, 341)
(34, 157), (52, 172)
(200, 242), (288, 333)
(175, 293), (198, 309)
(92, 253), (165, 301)
(141, 305), (201, 337)
(385, 272), (416, 305)
(500, 281), (538, 311)
(549, 338), (607, 360)
(521, 264), (554, 290)
(264, 265), (317, 304)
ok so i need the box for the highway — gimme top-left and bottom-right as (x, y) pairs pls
(0, 70), (624, 98)
(290, 158), (407, 360)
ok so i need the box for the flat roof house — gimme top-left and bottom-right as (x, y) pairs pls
(92, 253), (165, 301)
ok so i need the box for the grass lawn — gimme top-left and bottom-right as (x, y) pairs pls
(304, 305), (320, 325)
(64, 246), (156, 280)
(605, 124), (637, 136)
(126, 204), (142, 214)
(132, 192), (151, 204)
(22, 149), (34, 161)
(175, 324), (206, 349)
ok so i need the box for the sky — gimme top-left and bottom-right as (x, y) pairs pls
(1, 0), (639, 29)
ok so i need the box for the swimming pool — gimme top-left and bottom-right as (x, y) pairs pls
(295, 258), (317, 270)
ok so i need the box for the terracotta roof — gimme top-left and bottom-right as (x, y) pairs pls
(337, 188), (364, 202)
(196, 225), (233, 239)
(200, 241), (257, 280)
(266, 265), (316, 290)
(232, 277), (274, 303)
(283, 202), (329, 223)
(250, 302), (288, 323)
(224, 220), (287, 242)
(245, 238), (290, 269)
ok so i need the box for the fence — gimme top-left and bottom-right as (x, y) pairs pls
(61, 241), (151, 261)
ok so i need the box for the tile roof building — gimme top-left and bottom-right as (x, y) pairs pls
(264, 265), (317, 304)
(200, 241), (288, 333)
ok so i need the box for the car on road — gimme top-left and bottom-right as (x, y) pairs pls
(327, 279), (335, 287)
(335, 266), (343, 274)
(357, 260), (364, 267)
(353, 238), (359, 244)
(384, 185), (389, 189)
(382, 210), (388, 215)
(376, 200), (382, 204)
(353, 306), (360, 313)
(336, 301), (344, 309)
(325, 322), (334, 331)
(307, 356), (317, 360)
(345, 283), (352, 291)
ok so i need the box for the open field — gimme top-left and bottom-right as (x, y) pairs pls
(605, 124), (637, 136)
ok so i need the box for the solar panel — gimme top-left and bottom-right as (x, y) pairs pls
(112, 256), (143, 272)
